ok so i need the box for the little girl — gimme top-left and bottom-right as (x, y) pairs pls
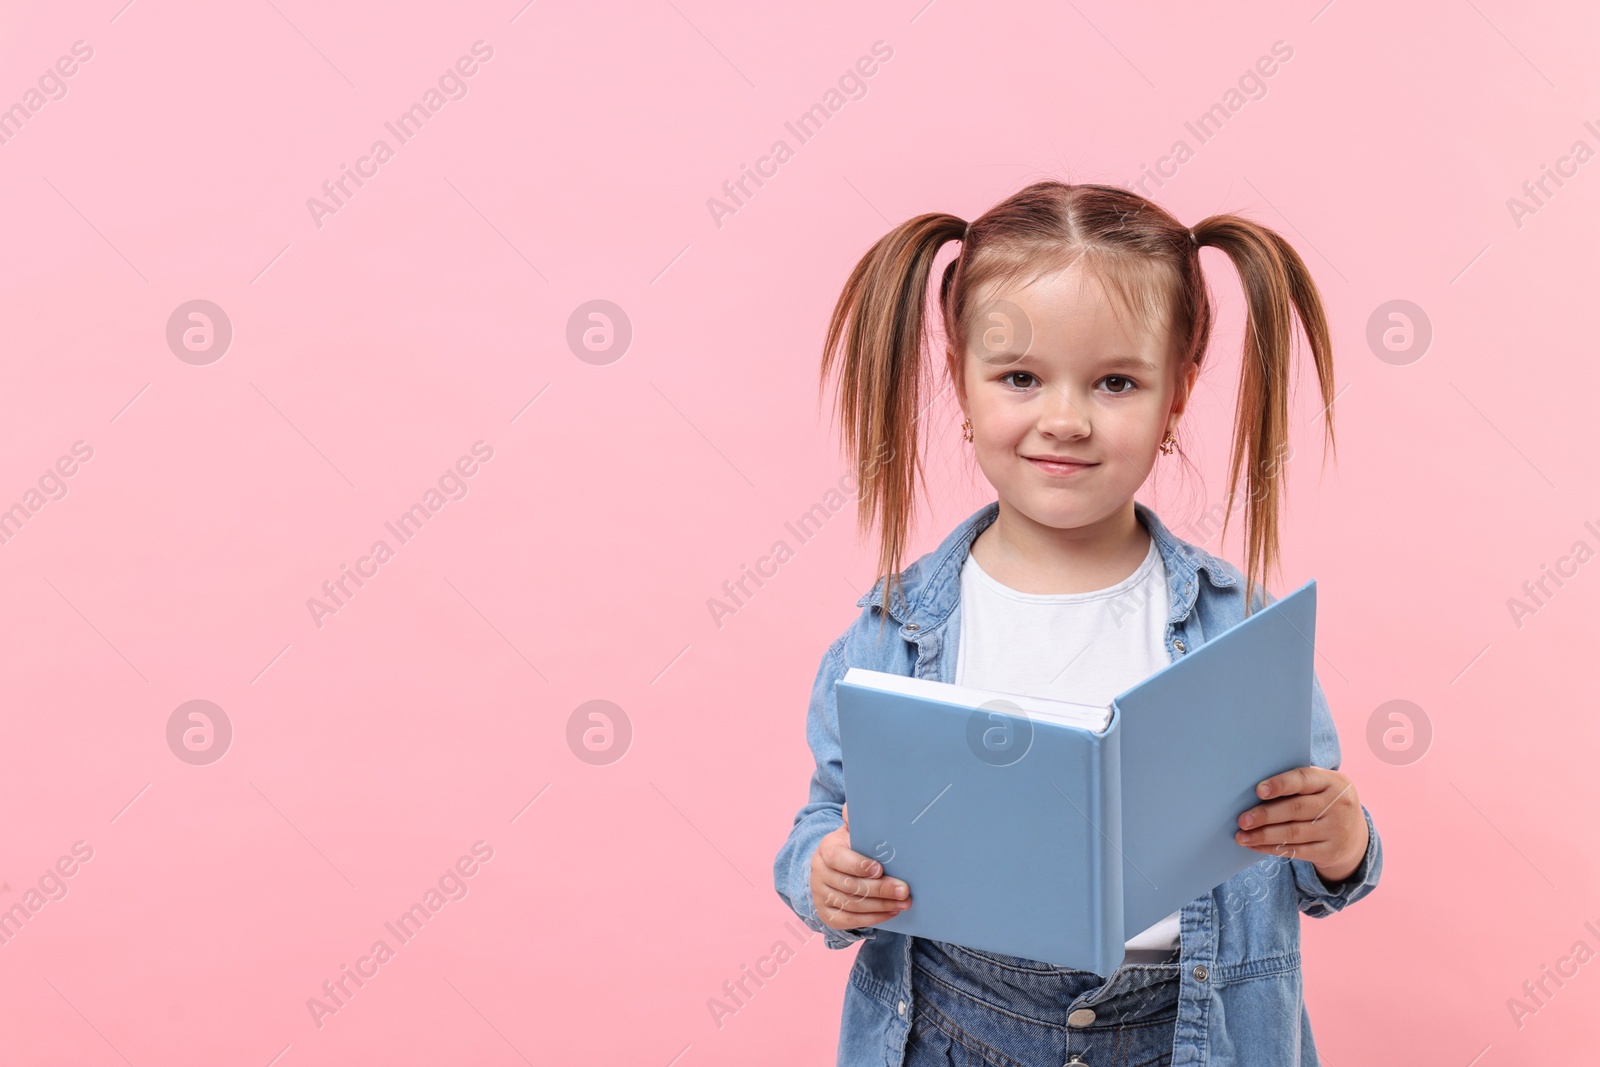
(773, 181), (1383, 1067)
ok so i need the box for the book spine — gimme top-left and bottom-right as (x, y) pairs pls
(1096, 704), (1127, 976)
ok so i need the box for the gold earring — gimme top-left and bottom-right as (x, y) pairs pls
(961, 418), (973, 442)
(1159, 432), (1176, 455)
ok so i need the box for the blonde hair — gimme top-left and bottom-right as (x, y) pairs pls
(819, 180), (1336, 631)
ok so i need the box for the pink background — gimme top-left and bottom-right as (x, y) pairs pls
(1, 0), (1596, 1063)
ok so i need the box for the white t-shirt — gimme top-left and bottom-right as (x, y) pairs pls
(954, 535), (1182, 954)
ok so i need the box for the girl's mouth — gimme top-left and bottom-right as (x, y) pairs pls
(1025, 456), (1097, 476)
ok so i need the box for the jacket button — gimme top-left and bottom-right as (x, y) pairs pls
(1193, 964), (1209, 981)
(1067, 1007), (1096, 1026)
(1173, 638), (1186, 653)
(905, 623), (919, 632)
(897, 999), (907, 1016)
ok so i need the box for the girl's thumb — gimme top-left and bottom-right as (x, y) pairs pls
(841, 802), (849, 828)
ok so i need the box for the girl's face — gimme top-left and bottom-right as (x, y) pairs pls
(950, 263), (1196, 533)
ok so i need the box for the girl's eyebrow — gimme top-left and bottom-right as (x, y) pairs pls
(995, 352), (1161, 374)
(1102, 355), (1160, 374)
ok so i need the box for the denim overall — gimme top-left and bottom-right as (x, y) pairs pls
(907, 938), (1182, 1066)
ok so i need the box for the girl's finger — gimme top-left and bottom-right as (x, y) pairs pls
(823, 906), (901, 930)
(1257, 765), (1331, 800)
(819, 884), (909, 914)
(1239, 793), (1320, 830)
(822, 835), (883, 879)
(817, 874), (875, 907)
(819, 866), (911, 903)
(1236, 820), (1324, 848)
(1255, 839), (1344, 867)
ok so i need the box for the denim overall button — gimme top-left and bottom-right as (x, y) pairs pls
(1193, 964), (1209, 981)
(1067, 1007), (1097, 1027)
(1173, 637), (1186, 653)
(897, 999), (907, 1016)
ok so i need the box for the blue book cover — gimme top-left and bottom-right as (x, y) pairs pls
(835, 580), (1317, 976)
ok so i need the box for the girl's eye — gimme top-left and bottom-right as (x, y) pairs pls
(1000, 372), (1137, 393)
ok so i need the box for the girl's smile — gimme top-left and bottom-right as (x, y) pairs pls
(1024, 455), (1099, 477)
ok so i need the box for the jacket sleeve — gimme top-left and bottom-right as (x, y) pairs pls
(1289, 668), (1383, 916)
(772, 632), (878, 949)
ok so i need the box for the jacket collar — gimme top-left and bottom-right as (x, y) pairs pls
(854, 499), (1237, 631)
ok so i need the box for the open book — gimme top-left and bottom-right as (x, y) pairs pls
(835, 580), (1317, 976)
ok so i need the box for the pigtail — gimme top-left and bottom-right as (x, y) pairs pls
(819, 212), (968, 636)
(1190, 216), (1337, 615)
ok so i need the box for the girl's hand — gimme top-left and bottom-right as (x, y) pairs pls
(1235, 767), (1369, 886)
(810, 802), (913, 932)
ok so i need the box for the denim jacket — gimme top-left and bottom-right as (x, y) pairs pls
(773, 498), (1383, 1067)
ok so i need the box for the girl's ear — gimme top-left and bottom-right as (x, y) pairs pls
(1169, 360), (1200, 423)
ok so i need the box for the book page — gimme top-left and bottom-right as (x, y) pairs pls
(841, 668), (1112, 732)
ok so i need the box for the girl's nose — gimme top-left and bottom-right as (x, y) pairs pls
(1038, 385), (1091, 438)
